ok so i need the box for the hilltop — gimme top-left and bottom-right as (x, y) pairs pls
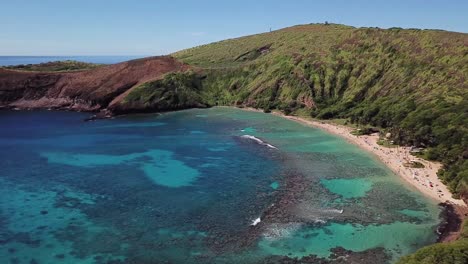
(3, 60), (102, 72)
(0, 23), (467, 200)
(171, 24), (468, 263)
(0, 56), (198, 112)
(175, 23), (468, 199)
(0, 23), (467, 263)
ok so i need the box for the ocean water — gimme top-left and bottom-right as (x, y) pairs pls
(0, 107), (441, 263)
(0, 56), (145, 66)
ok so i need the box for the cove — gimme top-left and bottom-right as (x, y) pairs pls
(0, 108), (441, 263)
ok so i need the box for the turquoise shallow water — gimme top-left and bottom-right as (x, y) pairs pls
(320, 178), (373, 199)
(42, 149), (200, 187)
(0, 107), (441, 263)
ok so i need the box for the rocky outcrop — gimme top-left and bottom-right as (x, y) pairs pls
(0, 56), (190, 113)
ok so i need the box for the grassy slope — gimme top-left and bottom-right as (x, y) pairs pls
(115, 71), (207, 112)
(178, 24), (468, 262)
(122, 25), (468, 261)
(3, 60), (102, 72)
(397, 220), (468, 264)
(170, 24), (468, 201)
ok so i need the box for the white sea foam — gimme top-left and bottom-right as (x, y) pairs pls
(251, 217), (261, 226)
(322, 209), (344, 214)
(313, 219), (327, 224)
(240, 135), (278, 149)
(262, 223), (302, 240)
(293, 203), (344, 223)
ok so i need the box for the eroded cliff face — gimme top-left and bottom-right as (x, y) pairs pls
(0, 56), (190, 112)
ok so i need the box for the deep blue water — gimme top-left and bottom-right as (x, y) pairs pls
(0, 56), (145, 66)
(0, 108), (442, 263)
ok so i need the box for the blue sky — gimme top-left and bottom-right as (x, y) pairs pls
(1, 0), (467, 56)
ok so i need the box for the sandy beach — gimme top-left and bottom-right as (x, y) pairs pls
(237, 107), (465, 206)
(278, 113), (465, 206)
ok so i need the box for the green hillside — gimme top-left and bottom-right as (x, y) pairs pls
(2, 60), (102, 72)
(173, 23), (468, 263)
(169, 23), (468, 201)
(397, 219), (468, 264)
(112, 71), (207, 113)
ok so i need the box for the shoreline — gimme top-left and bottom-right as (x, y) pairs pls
(234, 106), (465, 207)
(233, 106), (467, 243)
(9, 105), (464, 207)
(280, 114), (465, 206)
(3, 106), (466, 246)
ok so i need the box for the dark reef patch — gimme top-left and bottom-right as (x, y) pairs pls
(262, 247), (391, 264)
(0, 109), (442, 263)
(436, 203), (465, 242)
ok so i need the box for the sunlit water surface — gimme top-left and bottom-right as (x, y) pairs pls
(0, 108), (441, 263)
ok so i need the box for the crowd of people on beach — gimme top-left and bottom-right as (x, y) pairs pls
(315, 120), (457, 203)
(359, 134), (449, 201)
(276, 114), (463, 205)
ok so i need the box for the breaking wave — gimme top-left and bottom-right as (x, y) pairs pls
(240, 135), (278, 149)
(262, 223), (303, 240)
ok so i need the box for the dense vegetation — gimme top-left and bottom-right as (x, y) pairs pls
(114, 25), (468, 261)
(117, 71), (207, 112)
(3, 60), (102, 72)
(397, 220), (468, 264)
(170, 23), (467, 200)
(172, 24), (468, 262)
